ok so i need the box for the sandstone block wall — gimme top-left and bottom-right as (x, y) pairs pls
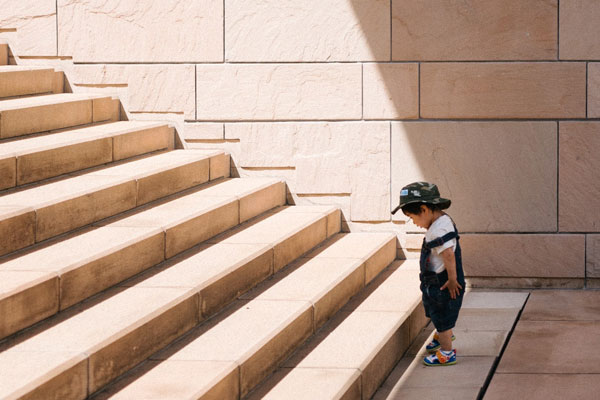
(2, 0), (600, 286)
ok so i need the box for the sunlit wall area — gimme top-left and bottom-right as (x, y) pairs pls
(2, 0), (599, 287)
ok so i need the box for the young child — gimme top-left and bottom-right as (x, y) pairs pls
(391, 182), (465, 366)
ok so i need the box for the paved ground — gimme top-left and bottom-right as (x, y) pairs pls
(485, 290), (600, 399)
(373, 291), (528, 400)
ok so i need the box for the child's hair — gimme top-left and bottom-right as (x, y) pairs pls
(401, 202), (443, 216)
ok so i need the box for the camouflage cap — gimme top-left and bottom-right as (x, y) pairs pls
(391, 181), (451, 215)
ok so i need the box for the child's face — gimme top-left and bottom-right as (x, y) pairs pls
(405, 206), (434, 229)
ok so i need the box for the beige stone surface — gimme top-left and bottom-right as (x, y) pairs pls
(393, 0), (557, 61)
(455, 308), (519, 331)
(35, 179), (137, 241)
(467, 277), (583, 289)
(92, 96), (119, 122)
(0, 93), (97, 138)
(0, 155), (16, 190)
(97, 360), (239, 400)
(420, 63), (586, 118)
(0, 206), (35, 256)
(461, 234), (584, 278)
(559, 0), (600, 59)
(498, 320), (600, 373)
(486, 373), (600, 400)
(210, 153), (230, 181)
(58, 0), (222, 62)
(363, 63), (419, 119)
(0, 350), (87, 400)
(520, 290), (600, 321)
(226, 0), (389, 62)
(196, 64), (361, 120)
(184, 123), (223, 141)
(113, 125), (172, 161)
(461, 292), (529, 309)
(225, 123), (296, 167)
(0, 0), (56, 55)
(0, 67), (55, 98)
(559, 122), (600, 231)
(157, 299), (313, 397)
(0, 271), (58, 340)
(392, 122), (557, 232)
(239, 181), (286, 223)
(71, 65), (196, 118)
(588, 235), (600, 278)
(242, 256), (365, 329)
(273, 216), (327, 271)
(343, 264), (421, 313)
(247, 367), (361, 400)
(18, 138), (113, 185)
(0, 43), (7, 65)
(589, 63), (600, 118)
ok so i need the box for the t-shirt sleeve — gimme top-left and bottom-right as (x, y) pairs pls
(431, 217), (457, 255)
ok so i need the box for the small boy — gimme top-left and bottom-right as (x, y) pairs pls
(391, 182), (465, 366)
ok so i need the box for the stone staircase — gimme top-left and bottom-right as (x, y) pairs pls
(0, 42), (426, 399)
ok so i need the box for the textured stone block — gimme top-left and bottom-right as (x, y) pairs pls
(461, 234), (585, 278)
(421, 63), (586, 118)
(486, 374), (600, 400)
(0, 271), (58, 339)
(588, 235), (600, 278)
(225, 123), (296, 167)
(392, 122), (557, 232)
(0, 43), (7, 65)
(363, 63), (419, 119)
(560, 0), (600, 59)
(0, 67), (55, 98)
(92, 97), (119, 122)
(196, 64), (361, 120)
(184, 123), (223, 141)
(590, 64), (600, 118)
(559, 122), (600, 231)
(0, 0), (56, 55)
(0, 156), (16, 190)
(521, 290), (600, 321)
(58, 0), (223, 62)
(0, 206), (35, 256)
(71, 65), (195, 118)
(113, 125), (172, 161)
(392, 0), (557, 60)
(226, 0), (390, 61)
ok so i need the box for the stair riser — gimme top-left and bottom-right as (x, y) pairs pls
(0, 97), (119, 139)
(17, 360), (88, 400)
(0, 44), (7, 65)
(0, 183), (284, 341)
(59, 233), (165, 310)
(240, 307), (314, 398)
(209, 153), (231, 181)
(199, 250), (274, 319)
(136, 158), (209, 205)
(240, 183), (286, 223)
(274, 217), (328, 272)
(0, 208), (35, 256)
(12, 126), (172, 187)
(0, 157), (15, 190)
(165, 200), (239, 259)
(89, 294), (200, 393)
(0, 69), (55, 98)
(0, 277), (58, 340)
(365, 239), (398, 284)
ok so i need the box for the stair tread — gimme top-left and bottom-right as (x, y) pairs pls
(0, 66), (54, 72)
(0, 150), (220, 208)
(0, 121), (166, 158)
(0, 92), (111, 111)
(246, 260), (421, 399)
(98, 233), (394, 399)
(0, 206), (337, 400)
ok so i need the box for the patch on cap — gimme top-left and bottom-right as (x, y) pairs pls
(401, 189), (408, 196)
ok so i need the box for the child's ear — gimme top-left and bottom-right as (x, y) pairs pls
(419, 204), (427, 214)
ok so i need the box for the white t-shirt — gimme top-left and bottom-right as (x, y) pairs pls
(424, 214), (457, 274)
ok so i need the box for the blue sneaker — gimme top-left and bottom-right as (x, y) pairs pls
(423, 349), (457, 366)
(426, 332), (456, 353)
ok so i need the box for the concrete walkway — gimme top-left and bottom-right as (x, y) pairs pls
(485, 290), (600, 399)
(373, 291), (529, 400)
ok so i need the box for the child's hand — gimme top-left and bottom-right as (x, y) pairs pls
(441, 279), (463, 299)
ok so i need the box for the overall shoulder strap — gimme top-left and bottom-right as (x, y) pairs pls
(423, 231), (458, 250)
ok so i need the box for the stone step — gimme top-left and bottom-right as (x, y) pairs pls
(0, 43), (7, 65)
(0, 178), (285, 340)
(0, 149), (229, 257)
(92, 232), (395, 400)
(246, 260), (425, 400)
(0, 93), (119, 139)
(0, 205), (341, 400)
(0, 66), (59, 99)
(0, 121), (174, 190)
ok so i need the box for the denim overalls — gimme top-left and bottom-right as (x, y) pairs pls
(419, 222), (465, 332)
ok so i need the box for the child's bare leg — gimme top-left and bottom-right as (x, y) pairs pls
(438, 329), (453, 351)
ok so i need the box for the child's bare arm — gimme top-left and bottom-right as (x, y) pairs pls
(440, 247), (462, 299)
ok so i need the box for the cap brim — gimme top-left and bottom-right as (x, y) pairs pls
(391, 204), (402, 215)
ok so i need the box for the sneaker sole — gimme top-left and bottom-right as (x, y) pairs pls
(423, 359), (457, 366)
